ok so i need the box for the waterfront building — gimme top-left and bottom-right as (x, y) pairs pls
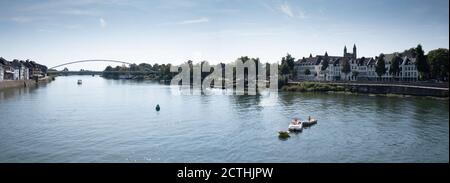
(28, 61), (48, 78)
(294, 45), (419, 82)
(11, 60), (30, 80)
(0, 60), (3, 81)
(22, 61), (34, 80)
(0, 58), (14, 80)
(0, 58), (47, 81)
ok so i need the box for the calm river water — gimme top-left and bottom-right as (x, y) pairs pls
(0, 76), (448, 162)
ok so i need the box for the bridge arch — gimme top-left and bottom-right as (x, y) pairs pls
(49, 59), (134, 70)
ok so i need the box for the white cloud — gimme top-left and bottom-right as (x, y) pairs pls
(157, 17), (210, 26)
(280, 2), (294, 17)
(11, 16), (33, 23)
(178, 17), (209, 25)
(36, 28), (57, 33)
(99, 18), (107, 28)
(60, 9), (98, 16)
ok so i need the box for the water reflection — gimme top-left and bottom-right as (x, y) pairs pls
(0, 85), (38, 100)
(230, 95), (263, 111)
(0, 76), (448, 163)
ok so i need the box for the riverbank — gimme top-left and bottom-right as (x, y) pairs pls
(0, 76), (55, 91)
(282, 82), (346, 92)
(282, 81), (449, 98)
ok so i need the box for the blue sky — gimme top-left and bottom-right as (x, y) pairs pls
(0, 0), (448, 70)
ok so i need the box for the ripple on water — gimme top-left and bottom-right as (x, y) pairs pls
(0, 76), (448, 163)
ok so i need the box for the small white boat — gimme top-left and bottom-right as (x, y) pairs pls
(288, 123), (303, 131)
(77, 80), (82, 85)
(288, 121), (303, 131)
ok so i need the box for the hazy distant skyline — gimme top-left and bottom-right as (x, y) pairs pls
(0, 0), (449, 70)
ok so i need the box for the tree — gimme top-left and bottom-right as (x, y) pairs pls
(321, 52), (329, 71)
(239, 56), (250, 63)
(427, 48), (449, 81)
(118, 64), (129, 72)
(138, 63), (152, 71)
(280, 53), (296, 77)
(389, 55), (401, 80)
(285, 54), (295, 70)
(415, 44), (429, 80)
(375, 54), (387, 80)
(280, 62), (290, 76)
(403, 47), (416, 58)
(153, 63), (160, 71)
(341, 58), (351, 80)
(129, 63), (139, 71)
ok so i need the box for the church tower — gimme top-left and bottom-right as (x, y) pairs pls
(353, 44), (357, 59)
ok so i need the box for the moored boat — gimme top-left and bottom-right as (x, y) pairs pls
(288, 123), (303, 131)
(288, 118), (303, 131)
(302, 117), (317, 127)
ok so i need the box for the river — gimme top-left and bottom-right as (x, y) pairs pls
(0, 76), (448, 162)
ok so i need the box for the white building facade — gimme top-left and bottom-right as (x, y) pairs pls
(0, 64), (3, 81)
(1, 59), (36, 81)
(295, 45), (419, 82)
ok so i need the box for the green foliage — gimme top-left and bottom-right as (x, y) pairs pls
(280, 53), (296, 77)
(427, 48), (449, 81)
(102, 63), (174, 80)
(389, 55), (402, 78)
(281, 82), (345, 92)
(341, 58), (351, 75)
(280, 62), (290, 75)
(321, 53), (329, 71)
(375, 54), (387, 78)
(104, 66), (113, 71)
(415, 44), (429, 80)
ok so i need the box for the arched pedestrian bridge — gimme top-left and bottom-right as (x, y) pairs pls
(47, 59), (157, 75)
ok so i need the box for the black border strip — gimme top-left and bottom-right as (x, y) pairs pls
(0, 163), (448, 181)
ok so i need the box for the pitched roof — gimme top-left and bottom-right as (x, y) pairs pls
(402, 56), (416, 65)
(330, 58), (341, 66)
(0, 57), (10, 65)
(11, 60), (24, 68)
